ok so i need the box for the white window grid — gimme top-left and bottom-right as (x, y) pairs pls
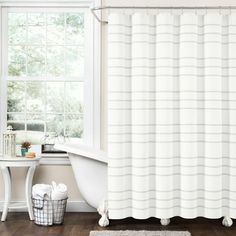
(1, 6), (95, 147)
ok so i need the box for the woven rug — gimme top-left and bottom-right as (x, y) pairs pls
(90, 231), (191, 236)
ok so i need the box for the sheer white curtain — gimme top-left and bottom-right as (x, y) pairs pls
(108, 10), (236, 219)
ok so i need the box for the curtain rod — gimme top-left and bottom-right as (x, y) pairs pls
(90, 6), (236, 24)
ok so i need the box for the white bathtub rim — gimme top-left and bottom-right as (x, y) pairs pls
(54, 143), (108, 164)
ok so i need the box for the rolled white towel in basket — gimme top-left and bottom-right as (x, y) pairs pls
(51, 181), (68, 200)
(51, 181), (68, 224)
(32, 184), (52, 199)
(32, 184), (53, 226)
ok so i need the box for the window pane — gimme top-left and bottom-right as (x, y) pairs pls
(8, 46), (27, 76)
(15, 132), (27, 144)
(28, 13), (45, 26)
(28, 13), (46, 45)
(65, 13), (84, 45)
(8, 13), (27, 26)
(8, 13), (27, 45)
(27, 113), (44, 131)
(65, 114), (83, 138)
(65, 46), (84, 76)
(6, 10), (86, 142)
(26, 82), (44, 112)
(47, 13), (65, 45)
(46, 82), (64, 113)
(7, 81), (25, 112)
(46, 114), (64, 135)
(65, 82), (83, 113)
(7, 113), (25, 131)
(26, 131), (43, 144)
(47, 46), (64, 76)
(28, 26), (45, 45)
(27, 46), (46, 76)
(7, 113), (26, 144)
(26, 113), (44, 144)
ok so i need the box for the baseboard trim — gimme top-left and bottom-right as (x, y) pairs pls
(67, 200), (96, 212)
(0, 200), (96, 213)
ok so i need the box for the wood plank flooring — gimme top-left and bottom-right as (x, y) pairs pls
(0, 213), (236, 236)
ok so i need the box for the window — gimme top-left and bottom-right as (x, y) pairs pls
(0, 5), (99, 150)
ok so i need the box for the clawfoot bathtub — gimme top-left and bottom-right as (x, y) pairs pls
(54, 143), (232, 227)
(54, 143), (109, 227)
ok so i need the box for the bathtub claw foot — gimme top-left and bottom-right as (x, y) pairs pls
(98, 215), (109, 227)
(222, 216), (233, 227)
(160, 218), (170, 226)
(98, 200), (109, 227)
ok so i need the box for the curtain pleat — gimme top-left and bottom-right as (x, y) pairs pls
(108, 11), (236, 219)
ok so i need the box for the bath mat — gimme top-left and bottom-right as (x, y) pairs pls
(90, 231), (191, 236)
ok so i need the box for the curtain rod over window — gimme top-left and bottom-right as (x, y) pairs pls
(90, 5), (236, 24)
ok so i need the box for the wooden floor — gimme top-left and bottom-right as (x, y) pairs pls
(0, 213), (236, 236)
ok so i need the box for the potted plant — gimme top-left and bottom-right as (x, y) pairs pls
(21, 141), (31, 156)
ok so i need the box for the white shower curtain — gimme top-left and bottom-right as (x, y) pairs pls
(108, 10), (236, 219)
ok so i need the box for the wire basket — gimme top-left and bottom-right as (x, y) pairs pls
(32, 197), (68, 226)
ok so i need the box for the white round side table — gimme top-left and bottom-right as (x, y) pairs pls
(0, 156), (41, 222)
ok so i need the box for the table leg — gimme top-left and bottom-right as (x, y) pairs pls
(25, 166), (36, 221)
(1, 167), (11, 222)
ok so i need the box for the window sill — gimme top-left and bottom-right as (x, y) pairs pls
(40, 153), (70, 165)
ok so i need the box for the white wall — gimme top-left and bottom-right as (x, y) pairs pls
(0, 165), (82, 201)
(1, 0), (236, 211)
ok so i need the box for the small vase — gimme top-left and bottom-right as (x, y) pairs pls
(21, 148), (28, 157)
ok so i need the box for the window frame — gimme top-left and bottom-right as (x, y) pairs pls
(0, 0), (101, 160)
